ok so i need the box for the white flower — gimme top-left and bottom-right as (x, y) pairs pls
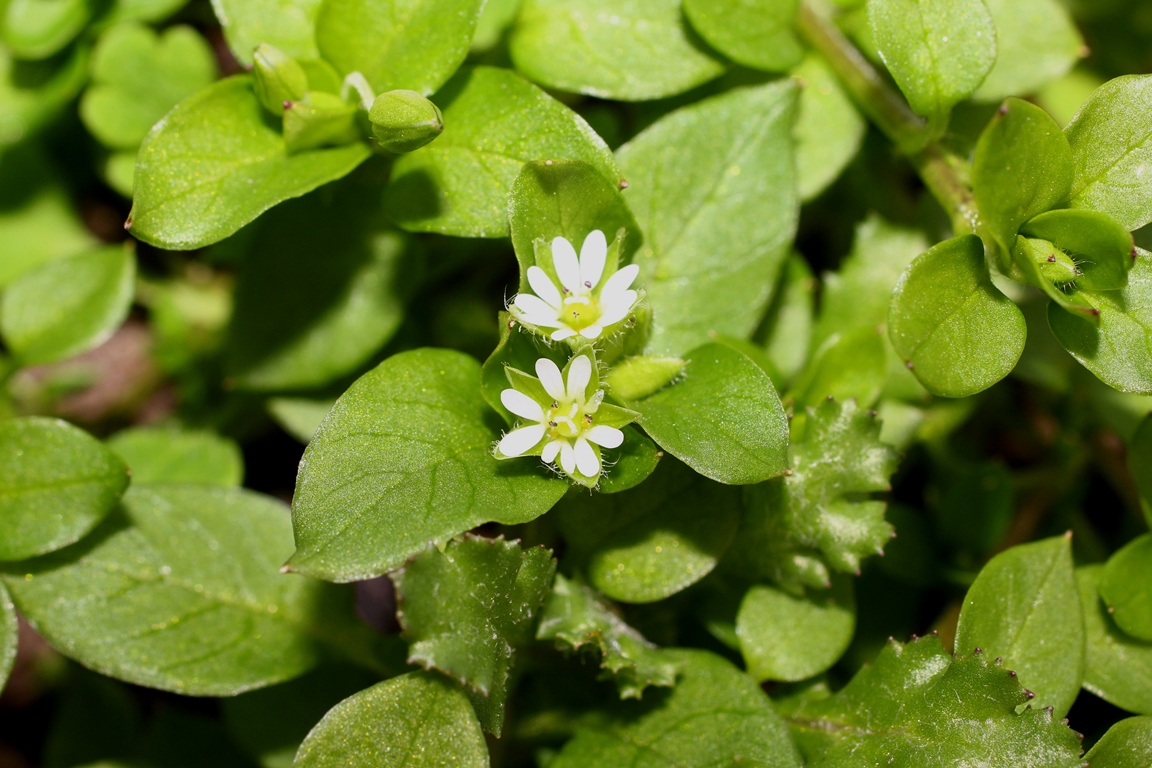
(495, 354), (633, 484)
(511, 230), (641, 341)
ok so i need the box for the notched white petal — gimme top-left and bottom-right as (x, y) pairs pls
(580, 230), (607, 288)
(536, 357), (566, 401)
(551, 236), (581, 294)
(597, 289), (638, 326)
(527, 265), (562, 307)
(501, 389), (544, 421)
(541, 440), (562, 464)
(586, 425), (624, 449)
(512, 294), (564, 327)
(574, 437), (600, 477)
(600, 263), (640, 305)
(498, 424), (546, 457)
(566, 354), (592, 400)
(559, 441), (576, 474)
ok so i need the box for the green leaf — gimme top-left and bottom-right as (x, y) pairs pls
(550, 648), (802, 768)
(268, 397), (335, 444)
(759, 255), (814, 385)
(221, 665), (381, 768)
(385, 66), (619, 238)
(1, 0), (89, 59)
(728, 398), (898, 591)
(129, 76), (371, 250)
(2, 246), (135, 366)
(536, 574), (681, 699)
(785, 635), (1085, 766)
(0, 45), (90, 153)
(789, 327), (887, 409)
(1047, 250), (1152, 394)
(472, 0), (520, 52)
(394, 536), (555, 734)
(682, 0), (803, 72)
(317, 0), (483, 94)
(972, 0), (1082, 102)
(1131, 415), (1152, 526)
(509, 0), (724, 101)
(2, 484), (385, 695)
(954, 534), (1084, 718)
(632, 341), (789, 485)
(1084, 717), (1152, 768)
(555, 458), (740, 603)
(793, 54), (866, 201)
(1078, 565), (1152, 716)
(80, 23), (216, 150)
(211, 0), (321, 66)
(868, 0), (996, 123)
(617, 81), (798, 356)
(1065, 75), (1152, 232)
(973, 98), (1074, 252)
(107, 427), (244, 487)
(0, 147), (97, 287)
(888, 235), (1026, 397)
(596, 426), (662, 494)
(1019, 209), (1134, 292)
(1100, 535), (1152, 643)
(292, 672), (488, 768)
(509, 159), (640, 293)
(44, 670), (141, 768)
(0, 582), (15, 693)
(226, 176), (420, 391)
(0, 417), (129, 562)
(289, 348), (568, 582)
(736, 577), (855, 683)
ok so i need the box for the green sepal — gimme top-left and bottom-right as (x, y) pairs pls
(1013, 235), (1101, 320)
(1020, 208), (1135, 292)
(606, 355), (684, 401)
(369, 89), (444, 153)
(282, 91), (361, 153)
(252, 43), (307, 114)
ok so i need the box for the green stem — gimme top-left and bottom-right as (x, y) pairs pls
(796, 1), (979, 235)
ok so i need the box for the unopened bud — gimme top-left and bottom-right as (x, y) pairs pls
(282, 92), (360, 153)
(253, 44), (307, 115)
(1013, 236), (1079, 286)
(369, 90), (444, 153)
(606, 356), (684, 401)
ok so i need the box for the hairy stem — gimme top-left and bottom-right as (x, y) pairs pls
(796, 1), (979, 235)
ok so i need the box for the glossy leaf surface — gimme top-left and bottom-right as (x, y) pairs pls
(107, 427), (244, 487)
(973, 0), (1082, 102)
(1078, 565), (1152, 715)
(683, 0), (803, 72)
(793, 54), (866, 202)
(1100, 535), (1152, 643)
(211, 0), (321, 65)
(1084, 717), (1152, 768)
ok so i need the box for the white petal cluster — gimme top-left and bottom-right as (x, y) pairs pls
(497, 355), (624, 479)
(511, 230), (640, 341)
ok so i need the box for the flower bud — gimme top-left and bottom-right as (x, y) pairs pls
(252, 43), (308, 115)
(282, 92), (360, 153)
(606, 356), (684, 401)
(1013, 236), (1079, 286)
(369, 90), (444, 153)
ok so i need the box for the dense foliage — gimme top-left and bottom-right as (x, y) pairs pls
(3, 0), (1152, 765)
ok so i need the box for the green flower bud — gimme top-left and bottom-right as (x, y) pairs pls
(368, 90), (444, 153)
(252, 43), (308, 115)
(606, 355), (685, 401)
(1013, 236), (1079, 286)
(282, 92), (360, 153)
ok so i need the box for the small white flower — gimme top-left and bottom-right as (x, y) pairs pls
(510, 230), (641, 342)
(495, 353), (635, 485)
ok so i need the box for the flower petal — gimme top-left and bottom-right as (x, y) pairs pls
(551, 236), (582, 294)
(565, 354), (592, 400)
(574, 437), (600, 477)
(542, 439), (562, 464)
(536, 358), (566, 401)
(597, 290), (638, 326)
(513, 294), (564, 327)
(551, 327), (577, 341)
(579, 324), (604, 339)
(559, 441), (576, 474)
(527, 266), (562, 308)
(498, 424), (546, 457)
(501, 389), (544, 421)
(599, 264), (641, 306)
(579, 230), (607, 289)
(585, 425), (624, 449)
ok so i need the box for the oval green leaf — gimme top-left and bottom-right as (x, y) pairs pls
(1084, 717), (1152, 768)
(889, 235), (1026, 397)
(793, 54), (866, 202)
(1078, 565), (1152, 715)
(633, 341), (789, 485)
(2, 484), (382, 695)
(1019, 208), (1134, 292)
(293, 672), (488, 767)
(384, 67), (619, 238)
(289, 348), (568, 582)
(617, 81), (798, 356)
(736, 578), (855, 683)
(2, 0), (89, 59)
(210, 0), (321, 65)
(2, 246), (135, 366)
(972, 0), (1082, 102)
(0, 417), (129, 562)
(129, 76), (371, 250)
(954, 534), (1083, 717)
(555, 458), (740, 604)
(0, 582), (15, 693)
(107, 427), (244, 487)
(1100, 535), (1152, 643)
(510, 0), (724, 101)
(683, 0), (803, 72)
(316, 0), (483, 94)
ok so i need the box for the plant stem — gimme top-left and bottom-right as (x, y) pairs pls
(796, 1), (980, 235)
